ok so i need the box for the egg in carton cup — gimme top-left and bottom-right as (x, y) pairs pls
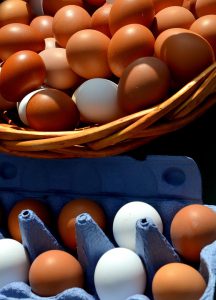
(0, 154), (214, 300)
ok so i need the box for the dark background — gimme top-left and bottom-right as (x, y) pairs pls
(127, 105), (216, 205)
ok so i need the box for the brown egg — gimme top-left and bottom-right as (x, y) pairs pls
(66, 29), (111, 79)
(152, 262), (206, 300)
(52, 5), (91, 48)
(58, 198), (106, 250)
(195, 0), (216, 17)
(26, 88), (80, 131)
(190, 15), (216, 57)
(117, 57), (170, 113)
(30, 16), (54, 39)
(85, 0), (106, 7)
(108, 24), (155, 77)
(91, 3), (112, 37)
(0, 66), (16, 110)
(43, 0), (84, 16)
(182, 0), (196, 13)
(39, 48), (81, 90)
(0, 50), (46, 102)
(170, 204), (216, 262)
(109, 0), (155, 35)
(29, 250), (84, 296)
(154, 28), (215, 87)
(0, 0), (32, 27)
(153, 0), (183, 13)
(8, 198), (51, 242)
(0, 23), (45, 61)
(151, 6), (195, 37)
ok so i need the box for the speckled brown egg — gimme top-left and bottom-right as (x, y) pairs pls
(52, 5), (91, 48)
(170, 204), (216, 262)
(0, 0), (32, 27)
(117, 56), (170, 113)
(30, 16), (54, 39)
(108, 24), (155, 77)
(25, 88), (80, 131)
(151, 6), (195, 37)
(29, 250), (84, 297)
(109, 0), (155, 35)
(0, 23), (45, 61)
(154, 28), (215, 87)
(66, 29), (111, 79)
(190, 15), (216, 57)
(0, 50), (46, 102)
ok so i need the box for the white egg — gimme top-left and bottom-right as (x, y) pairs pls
(94, 248), (146, 300)
(29, 0), (44, 16)
(0, 239), (30, 288)
(18, 88), (46, 126)
(113, 201), (163, 251)
(72, 78), (123, 124)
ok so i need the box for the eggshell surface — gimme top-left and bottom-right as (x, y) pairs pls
(52, 5), (91, 48)
(113, 201), (163, 251)
(153, 0), (183, 13)
(30, 16), (54, 39)
(39, 48), (81, 90)
(0, 238), (30, 288)
(152, 262), (206, 300)
(72, 78), (124, 124)
(91, 3), (112, 37)
(108, 24), (155, 77)
(29, 250), (84, 296)
(43, 0), (84, 16)
(58, 198), (106, 250)
(0, 23), (45, 61)
(94, 247), (146, 300)
(0, 50), (46, 102)
(117, 57), (170, 113)
(26, 88), (80, 131)
(154, 28), (215, 87)
(66, 29), (111, 79)
(109, 0), (155, 35)
(8, 198), (51, 242)
(195, 0), (216, 17)
(170, 204), (216, 262)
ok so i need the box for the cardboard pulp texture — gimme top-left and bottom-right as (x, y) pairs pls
(0, 154), (214, 300)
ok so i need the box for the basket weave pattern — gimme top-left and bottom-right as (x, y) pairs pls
(0, 62), (216, 159)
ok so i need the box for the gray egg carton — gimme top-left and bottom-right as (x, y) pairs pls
(0, 154), (214, 300)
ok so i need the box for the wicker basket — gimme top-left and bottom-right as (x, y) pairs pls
(1, 62), (216, 159)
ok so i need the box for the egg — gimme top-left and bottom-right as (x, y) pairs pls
(44, 37), (59, 49)
(195, 0), (216, 17)
(109, 0), (155, 35)
(182, 0), (196, 12)
(52, 5), (91, 48)
(152, 262), (206, 300)
(117, 57), (170, 114)
(154, 28), (215, 88)
(0, 238), (30, 288)
(66, 29), (111, 79)
(85, 0), (106, 7)
(58, 198), (106, 250)
(0, 66), (16, 110)
(29, 250), (84, 296)
(30, 16), (54, 39)
(113, 201), (163, 251)
(94, 247), (146, 300)
(91, 3), (112, 37)
(153, 0), (183, 13)
(39, 48), (81, 90)
(190, 15), (216, 57)
(170, 204), (216, 262)
(0, 23), (45, 61)
(21, 88), (80, 131)
(108, 24), (155, 77)
(151, 6), (196, 37)
(0, 0), (32, 27)
(0, 50), (46, 102)
(72, 78), (124, 124)
(42, 0), (84, 16)
(8, 198), (51, 242)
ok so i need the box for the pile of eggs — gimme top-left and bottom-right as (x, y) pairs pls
(0, 0), (216, 130)
(0, 197), (216, 299)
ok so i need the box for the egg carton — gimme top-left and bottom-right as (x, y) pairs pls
(0, 154), (214, 300)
